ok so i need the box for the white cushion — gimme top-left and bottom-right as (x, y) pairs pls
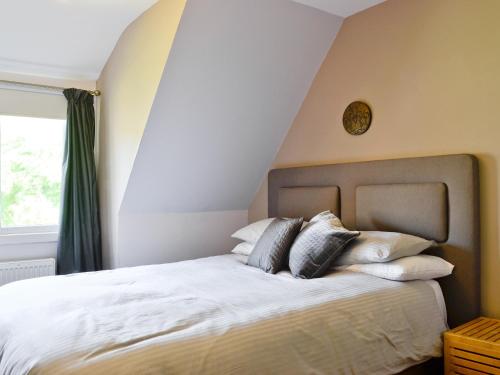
(309, 210), (343, 227)
(231, 218), (310, 244)
(231, 242), (254, 256)
(334, 231), (435, 266)
(343, 255), (454, 281)
(231, 218), (275, 244)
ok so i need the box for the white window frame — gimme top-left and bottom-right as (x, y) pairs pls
(0, 113), (62, 245)
(0, 225), (58, 235)
(0, 230), (58, 245)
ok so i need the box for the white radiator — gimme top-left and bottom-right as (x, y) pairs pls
(0, 258), (56, 286)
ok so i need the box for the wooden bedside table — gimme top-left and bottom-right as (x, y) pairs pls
(444, 317), (500, 374)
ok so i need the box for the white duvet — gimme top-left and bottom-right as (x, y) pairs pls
(0, 254), (447, 375)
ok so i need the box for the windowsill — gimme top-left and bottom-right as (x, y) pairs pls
(0, 232), (58, 246)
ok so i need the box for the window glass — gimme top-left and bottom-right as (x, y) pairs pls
(0, 115), (65, 229)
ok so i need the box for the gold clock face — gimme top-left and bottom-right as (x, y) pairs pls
(343, 101), (372, 135)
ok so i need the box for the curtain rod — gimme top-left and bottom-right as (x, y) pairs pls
(0, 79), (101, 97)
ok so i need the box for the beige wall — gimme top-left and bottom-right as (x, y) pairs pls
(97, 0), (186, 268)
(250, 0), (500, 318)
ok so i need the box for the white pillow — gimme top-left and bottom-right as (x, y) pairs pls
(231, 218), (310, 244)
(231, 218), (274, 244)
(334, 231), (435, 266)
(343, 255), (454, 281)
(231, 242), (254, 256)
(309, 210), (344, 227)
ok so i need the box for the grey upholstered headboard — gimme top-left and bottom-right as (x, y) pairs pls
(268, 154), (480, 328)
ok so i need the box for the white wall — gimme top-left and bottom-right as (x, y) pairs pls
(0, 88), (66, 119)
(105, 0), (342, 268)
(118, 211), (247, 267)
(0, 72), (96, 92)
(122, 0), (343, 214)
(0, 241), (57, 262)
(292, 0), (387, 17)
(0, 0), (158, 80)
(97, 0), (187, 269)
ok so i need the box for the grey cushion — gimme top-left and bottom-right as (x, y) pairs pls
(289, 218), (360, 279)
(247, 217), (303, 274)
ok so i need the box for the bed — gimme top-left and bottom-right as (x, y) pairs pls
(0, 154), (480, 374)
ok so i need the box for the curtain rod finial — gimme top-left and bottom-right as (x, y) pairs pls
(90, 90), (101, 97)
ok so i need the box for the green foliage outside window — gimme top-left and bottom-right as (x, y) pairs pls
(0, 116), (64, 228)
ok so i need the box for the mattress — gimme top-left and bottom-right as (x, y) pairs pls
(0, 254), (448, 375)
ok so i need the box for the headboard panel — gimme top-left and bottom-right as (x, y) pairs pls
(268, 154), (480, 327)
(278, 186), (340, 220)
(356, 183), (449, 242)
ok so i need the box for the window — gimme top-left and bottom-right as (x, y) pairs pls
(0, 115), (65, 235)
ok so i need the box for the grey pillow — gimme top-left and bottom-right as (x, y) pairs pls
(247, 217), (303, 274)
(289, 218), (360, 279)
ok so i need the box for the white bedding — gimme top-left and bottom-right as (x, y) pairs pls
(0, 254), (447, 375)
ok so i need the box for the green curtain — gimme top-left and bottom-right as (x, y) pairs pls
(57, 88), (102, 274)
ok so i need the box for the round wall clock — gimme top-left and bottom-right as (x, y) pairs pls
(342, 101), (372, 135)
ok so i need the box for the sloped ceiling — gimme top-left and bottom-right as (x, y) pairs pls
(292, 0), (386, 17)
(0, 0), (158, 80)
(121, 0), (343, 214)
